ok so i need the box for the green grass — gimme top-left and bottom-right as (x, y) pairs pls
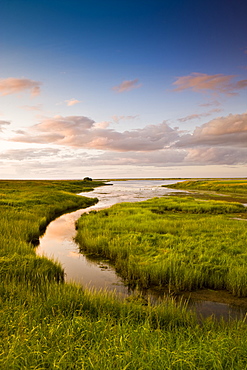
(0, 180), (103, 284)
(76, 196), (247, 296)
(3, 281), (247, 369)
(166, 179), (247, 203)
(1, 179), (247, 368)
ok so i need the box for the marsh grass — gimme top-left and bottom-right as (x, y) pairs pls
(0, 180), (101, 285)
(76, 196), (247, 296)
(2, 281), (247, 369)
(1, 179), (247, 368)
(166, 179), (247, 203)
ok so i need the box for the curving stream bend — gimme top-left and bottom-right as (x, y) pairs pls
(36, 180), (247, 320)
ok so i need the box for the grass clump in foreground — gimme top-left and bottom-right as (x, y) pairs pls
(1, 179), (247, 369)
(76, 195), (247, 297)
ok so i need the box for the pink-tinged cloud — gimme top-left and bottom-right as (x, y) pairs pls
(173, 73), (247, 95)
(9, 113), (247, 167)
(178, 109), (221, 122)
(65, 99), (81, 106)
(234, 79), (247, 89)
(94, 121), (110, 129)
(185, 147), (247, 165)
(199, 100), (221, 107)
(112, 79), (142, 93)
(90, 147), (247, 166)
(0, 78), (42, 96)
(11, 115), (179, 152)
(177, 113), (247, 147)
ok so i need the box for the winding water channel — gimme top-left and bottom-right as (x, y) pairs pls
(36, 180), (247, 320)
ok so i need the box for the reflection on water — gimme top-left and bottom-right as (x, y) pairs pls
(190, 300), (246, 321)
(36, 180), (247, 319)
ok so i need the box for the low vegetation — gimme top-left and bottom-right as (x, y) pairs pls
(1, 179), (247, 368)
(76, 195), (247, 297)
(0, 180), (106, 289)
(166, 179), (247, 203)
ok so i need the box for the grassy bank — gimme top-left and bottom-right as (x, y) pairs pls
(0, 180), (104, 284)
(1, 179), (247, 368)
(165, 179), (247, 203)
(76, 195), (247, 296)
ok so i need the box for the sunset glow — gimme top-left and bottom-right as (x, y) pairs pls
(0, 0), (246, 179)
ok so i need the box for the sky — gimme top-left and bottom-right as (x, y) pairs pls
(0, 0), (246, 179)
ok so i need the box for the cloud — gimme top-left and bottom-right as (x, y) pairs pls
(93, 121), (110, 129)
(20, 104), (43, 111)
(8, 112), (247, 168)
(234, 79), (247, 89)
(65, 99), (81, 106)
(0, 148), (60, 161)
(178, 109), (221, 123)
(185, 147), (247, 165)
(11, 115), (179, 152)
(1, 144), (246, 172)
(178, 114), (206, 123)
(199, 100), (221, 107)
(176, 113), (247, 148)
(111, 115), (139, 123)
(95, 147), (247, 167)
(0, 78), (42, 96)
(173, 73), (247, 95)
(112, 79), (142, 93)
(81, 149), (187, 167)
(0, 120), (11, 132)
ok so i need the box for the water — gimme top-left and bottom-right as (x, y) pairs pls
(36, 180), (247, 320)
(36, 180), (181, 292)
